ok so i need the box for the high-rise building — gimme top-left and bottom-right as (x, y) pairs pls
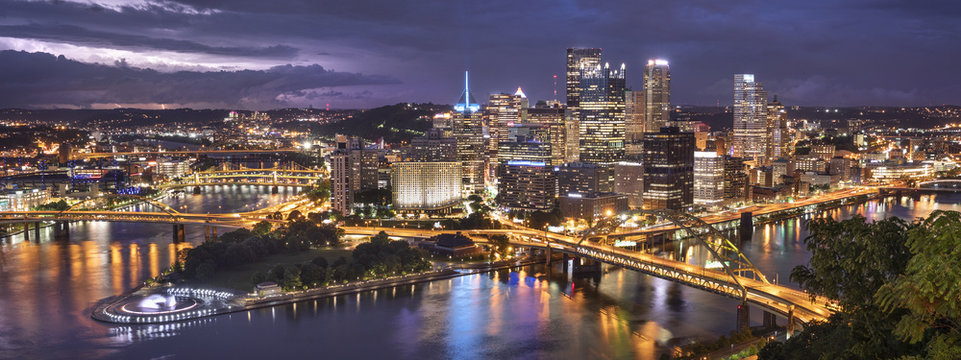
(624, 89), (645, 158)
(452, 71), (486, 197)
(614, 161), (644, 209)
(487, 90), (529, 162)
(578, 62), (626, 164)
(643, 59), (671, 132)
(557, 162), (613, 197)
(392, 162), (462, 214)
(564, 110), (580, 163)
(767, 95), (787, 160)
(566, 48), (602, 112)
(528, 107), (569, 166)
(732, 74), (769, 165)
(496, 124), (556, 212)
(330, 135), (378, 215)
(497, 161), (556, 212)
(406, 128), (458, 162)
(642, 127), (694, 210)
(694, 151), (725, 209)
(723, 156), (748, 203)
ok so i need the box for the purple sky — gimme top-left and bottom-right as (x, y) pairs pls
(0, 0), (959, 109)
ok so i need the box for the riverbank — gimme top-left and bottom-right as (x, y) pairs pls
(91, 257), (543, 325)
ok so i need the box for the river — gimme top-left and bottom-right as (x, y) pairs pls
(0, 190), (957, 359)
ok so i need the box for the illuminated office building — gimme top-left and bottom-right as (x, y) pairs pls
(488, 90), (529, 163)
(644, 59), (671, 132)
(767, 95), (788, 160)
(496, 124), (556, 212)
(392, 162), (462, 214)
(528, 107), (570, 166)
(723, 156), (748, 203)
(452, 71), (486, 196)
(330, 135), (378, 215)
(578, 62), (626, 164)
(694, 151), (724, 209)
(642, 127), (694, 210)
(566, 48), (602, 114)
(624, 89), (645, 157)
(732, 74), (769, 165)
(614, 161), (644, 208)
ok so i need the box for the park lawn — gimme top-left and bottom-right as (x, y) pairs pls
(188, 247), (353, 292)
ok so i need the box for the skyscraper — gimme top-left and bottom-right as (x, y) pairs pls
(642, 127), (694, 210)
(732, 74), (769, 165)
(578, 62), (626, 164)
(487, 90), (529, 163)
(496, 124), (557, 212)
(330, 135), (378, 215)
(624, 89), (645, 158)
(452, 71), (486, 197)
(694, 151), (724, 209)
(766, 95), (788, 160)
(528, 107), (569, 166)
(566, 48), (602, 111)
(643, 59), (671, 132)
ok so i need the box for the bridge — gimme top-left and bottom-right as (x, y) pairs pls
(341, 210), (836, 331)
(588, 187), (880, 242)
(0, 193), (297, 242)
(70, 148), (306, 160)
(159, 163), (325, 191)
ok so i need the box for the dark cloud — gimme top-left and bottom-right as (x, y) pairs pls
(0, 24), (298, 58)
(0, 0), (959, 107)
(0, 50), (398, 109)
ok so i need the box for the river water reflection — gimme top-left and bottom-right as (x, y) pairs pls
(0, 191), (957, 359)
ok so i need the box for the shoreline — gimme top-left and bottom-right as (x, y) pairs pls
(91, 257), (543, 325)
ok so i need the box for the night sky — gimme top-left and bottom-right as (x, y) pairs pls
(1, 0), (959, 109)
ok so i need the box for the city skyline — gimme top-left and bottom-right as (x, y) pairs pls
(1, 0), (960, 109)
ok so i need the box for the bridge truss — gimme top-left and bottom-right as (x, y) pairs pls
(579, 209), (769, 300)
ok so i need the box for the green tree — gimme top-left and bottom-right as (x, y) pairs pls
(252, 221), (272, 237)
(877, 210), (961, 358)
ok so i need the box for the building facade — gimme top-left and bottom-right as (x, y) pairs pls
(643, 59), (671, 133)
(642, 127), (694, 210)
(578, 62), (626, 164)
(694, 151), (724, 209)
(732, 74), (769, 165)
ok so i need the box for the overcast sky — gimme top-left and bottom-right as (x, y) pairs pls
(0, 0), (959, 109)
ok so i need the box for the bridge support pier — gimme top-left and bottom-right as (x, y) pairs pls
(193, 186), (202, 195)
(54, 221), (69, 240)
(204, 226), (218, 242)
(739, 212), (754, 245)
(737, 301), (751, 333)
(787, 305), (796, 335)
(34, 221), (40, 240)
(762, 311), (777, 328)
(172, 224), (185, 243)
(572, 257), (601, 274)
(562, 253), (570, 273)
(271, 186), (279, 194)
(23, 222), (30, 241)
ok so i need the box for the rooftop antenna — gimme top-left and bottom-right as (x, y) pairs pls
(464, 70), (470, 106)
(553, 74), (558, 102)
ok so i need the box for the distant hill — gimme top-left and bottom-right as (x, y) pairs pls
(309, 103), (448, 143)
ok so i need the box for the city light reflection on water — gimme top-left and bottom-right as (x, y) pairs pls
(0, 191), (958, 359)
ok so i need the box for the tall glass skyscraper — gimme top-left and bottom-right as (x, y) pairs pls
(452, 71), (485, 196)
(732, 74), (769, 165)
(643, 59), (671, 132)
(566, 48), (602, 111)
(578, 62), (626, 164)
(766, 95), (787, 160)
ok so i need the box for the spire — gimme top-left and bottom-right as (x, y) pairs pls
(454, 70), (480, 113)
(514, 86), (526, 98)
